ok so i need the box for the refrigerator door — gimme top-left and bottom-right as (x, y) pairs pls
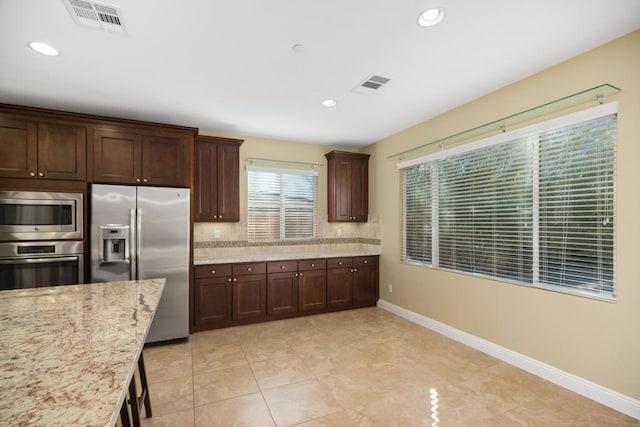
(137, 186), (190, 343)
(91, 184), (137, 284)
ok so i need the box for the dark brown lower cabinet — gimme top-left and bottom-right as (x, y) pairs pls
(298, 269), (327, 311)
(267, 272), (298, 315)
(193, 255), (378, 331)
(327, 267), (353, 308)
(194, 277), (232, 330)
(353, 257), (379, 306)
(233, 274), (267, 320)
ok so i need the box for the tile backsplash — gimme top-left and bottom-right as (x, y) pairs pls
(193, 213), (381, 262)
(194, 213), (381, 242)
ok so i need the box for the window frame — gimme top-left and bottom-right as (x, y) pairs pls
(399, 102), (617, 302)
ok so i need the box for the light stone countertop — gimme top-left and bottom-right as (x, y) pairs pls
(0, 279), (165, 427)
(193, 250), (381, 265)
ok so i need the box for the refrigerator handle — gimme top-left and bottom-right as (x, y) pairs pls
(129, 208), (136, 280)
(136, 207), (142, 280)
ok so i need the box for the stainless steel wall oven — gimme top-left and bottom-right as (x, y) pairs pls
(0, 241), (84, 290)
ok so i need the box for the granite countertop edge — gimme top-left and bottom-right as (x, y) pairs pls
(193, 251), (381, 265)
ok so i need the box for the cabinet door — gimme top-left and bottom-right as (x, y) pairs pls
(93, 129), (142, 184)
(353, 265), (378, 306)
(37, 123), (86, 180)
(267, 272), (298, 315)
(327, 267), (353, 308)
(332, 157), (353, 221)
(350, 157), (368, 222)
(194, 141), (217, 220)
(194, 277), (232, 330)
(0, 117), (37, 178)
(216, 142), (240, 221)
(233, 274), (267, 320)
(142, 135), (187, 186)
(298, 269), (327, 311)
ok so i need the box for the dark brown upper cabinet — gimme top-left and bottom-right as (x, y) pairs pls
(0, 116), (86, 181)
(325, 150), (370, 222)
(194, 135), (243, 222)
(93, 129), (189, 187)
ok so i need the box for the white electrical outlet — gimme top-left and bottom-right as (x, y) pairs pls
(214, 229), (221, 239)
(387, 284), (393, 293)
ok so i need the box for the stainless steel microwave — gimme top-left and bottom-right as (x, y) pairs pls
(0, 191), (83, 241)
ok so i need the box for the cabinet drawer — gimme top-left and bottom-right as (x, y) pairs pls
(194, 264), (232, 279)
(327, 257), (353, 269)
(233, 262), (266, 276)
(354, 256), (378, 268)
(298, 259), (326, 271)
(267, 260), (297, 273)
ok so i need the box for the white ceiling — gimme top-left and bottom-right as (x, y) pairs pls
(1, 1), (639, 147)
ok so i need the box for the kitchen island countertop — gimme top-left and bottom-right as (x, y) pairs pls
(0, 278), (165, 427)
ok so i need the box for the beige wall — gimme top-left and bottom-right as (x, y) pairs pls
(364, 30), (640, 399)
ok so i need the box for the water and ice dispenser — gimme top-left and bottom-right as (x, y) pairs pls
(99, 225), (130, 264)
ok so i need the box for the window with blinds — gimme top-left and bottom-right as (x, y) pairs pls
(400, 102), (616, 300)
(247, 166), (317, 241)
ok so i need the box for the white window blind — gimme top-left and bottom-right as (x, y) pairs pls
(400, 102), (616, 300)
(247, 166), (317, 241)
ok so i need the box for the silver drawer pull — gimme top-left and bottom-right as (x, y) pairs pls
(228, 278), (232, 282)
(281, 265), (285, 269)
(211, 270), (216, 274)
(338, 261), (342, 265)
(247, 267), (252, 272)
(311, 263), (315, 267)
(364, 260), (368, 264)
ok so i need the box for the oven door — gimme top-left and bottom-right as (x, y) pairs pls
(0, 255), (84, 290)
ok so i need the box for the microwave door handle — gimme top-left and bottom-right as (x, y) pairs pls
(129, 208), (136, 281)
(0, 256), (79, 265)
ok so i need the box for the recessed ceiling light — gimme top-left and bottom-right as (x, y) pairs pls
(28, 41), (60, 56)
(292, 44), (305, 53)
(417, 8), (445, 27)
(322, 99), (337, 107)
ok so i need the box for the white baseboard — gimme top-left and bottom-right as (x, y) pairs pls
(377, 298), (640, 420)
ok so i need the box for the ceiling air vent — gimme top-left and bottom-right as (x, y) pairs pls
(64, 0), (127, 34)
(352, 74), (391, 96)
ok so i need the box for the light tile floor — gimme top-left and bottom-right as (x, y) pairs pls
(141, 307), (639, 426)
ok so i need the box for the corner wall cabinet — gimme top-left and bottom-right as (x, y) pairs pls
(325, 150), (370, 222)
(193, 255), (378, 331)
(194, 135), (243, 222)
(0, 116), (86, 181)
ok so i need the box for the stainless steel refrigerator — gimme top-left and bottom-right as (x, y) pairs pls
(90, 184), (190, 343)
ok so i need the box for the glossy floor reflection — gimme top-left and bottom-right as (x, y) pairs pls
(141, 307), (638, 426)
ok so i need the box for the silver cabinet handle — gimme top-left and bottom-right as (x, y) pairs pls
(211, 270), (216, 274)
(228, 278), (232, 282)
(281, 265), (285, 269)
(299, 272), (303, 277)
(311, 263), (315, 267)
(338, 261), (343, 265)
(233, 278), (238, 282)
(29, 172), (36, 177)
(213, 215), (218, 219)
(354, 268), (358, 272)
(219, 215), (222, 219)
(143, 178), (148, 183)
(247, 267), (252, 272)
(38, 172), (44, 177)
(364, 260), (368, 264)
(136, 178), (141, 182)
